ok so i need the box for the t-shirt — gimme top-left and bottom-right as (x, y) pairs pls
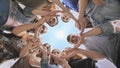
(62, 0), (79, 12)
(68, 58), (96, 68)
(87, 0), (120, 26)
(85, 35), (120, 65)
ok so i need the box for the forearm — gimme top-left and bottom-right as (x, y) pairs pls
(78, 0), (88, 18)
(19, 42), (33, 57)
(32, 9), (50, 16)
(82, 27), (102, 37)
(77, 48), (105, 60)
(62, 59), (71, 68)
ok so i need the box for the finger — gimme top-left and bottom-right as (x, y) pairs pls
(80, 23), (85, 34)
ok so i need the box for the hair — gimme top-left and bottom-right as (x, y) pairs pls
(49, 49), (61, 64)
(39, 25), (48, 34)
(67, 34), (73, 43)
(47, 16), (58, 27)
(61, 14), (70, 23)
(43, 43), (51, 49)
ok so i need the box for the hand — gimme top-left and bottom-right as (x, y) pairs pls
(93, 0), (105, 6)
(63, 50), (76, 60)
(50, 53), (67, 63)
(77, 17), (88, 34)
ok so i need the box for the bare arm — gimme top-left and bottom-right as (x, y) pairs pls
(32, 9), (51, 16)
(76, 48), (105, 60)
(82, 27), (102, 37)
(78, 0), (89, 34)
(62, 59), (71, 68)
(78, 0), (88, 18)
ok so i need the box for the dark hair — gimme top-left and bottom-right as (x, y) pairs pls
(49, 49), (61, 64)
(67, 34), (73, 43)
(61, 16), (69, 23)
(61, 14), (70, 23)
(46, 16), (58, 27)
(40, 25), (47, 34)
(43, 43), (51, 49)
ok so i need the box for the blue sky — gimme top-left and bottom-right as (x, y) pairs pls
(40, 17), (80, 50)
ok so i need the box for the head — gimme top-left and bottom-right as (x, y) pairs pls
(46, 16), (58, 27)
(49, 49), (61, 64)
(61, 13), (71, 23)
(52, 49), (61, 55)
(40, 25), (47, 34)
(67, 34), (80, 44)
(43, 43), (51, 52)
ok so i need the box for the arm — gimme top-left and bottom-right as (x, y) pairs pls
(62, 59), (71, 68)
(82, 20), (118, 38)
(74, 27), (102, 48)
(32, 9), (51, 16)
(75, 48), (105, 60)
(82, 27), (102, 38)
(78, 0), (89, 34)
(12, 16), (49, 35)
(32, 9), (62, 16)
(29, 50), (41, 68)
(78, 0), (88, 19)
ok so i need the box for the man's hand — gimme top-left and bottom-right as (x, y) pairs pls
(77, 17), (89, 34)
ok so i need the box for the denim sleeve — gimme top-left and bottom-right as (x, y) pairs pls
(99, 21), (114, 35)
(41, 57), (49, 68)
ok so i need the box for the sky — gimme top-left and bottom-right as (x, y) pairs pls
(40, 16), (80, 51)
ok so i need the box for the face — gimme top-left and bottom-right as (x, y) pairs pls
(67, 34), (80, 44)
(47, 16), (58, 27)
(43, 43), (51, 51)
(52, 49), (61, 55)
(61, 13), (71, 23)
(40, 25), (47, 34)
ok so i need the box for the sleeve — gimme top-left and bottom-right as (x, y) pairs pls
(99, 21), (114, 35)
(41, 57), (49, 68)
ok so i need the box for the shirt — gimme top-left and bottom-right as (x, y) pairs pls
(62, 0), (79, 12)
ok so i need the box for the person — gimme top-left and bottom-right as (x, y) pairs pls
(11, 42), (48, 68)
(41, 43), (51, 68)
(62, 47), (96, 68)
(66, 20), (120, 67)
(0, 30), (27, 63)
(65, 0), (120, 66)
(12, 15), (58, 36)
(48, 49), (71, 68)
